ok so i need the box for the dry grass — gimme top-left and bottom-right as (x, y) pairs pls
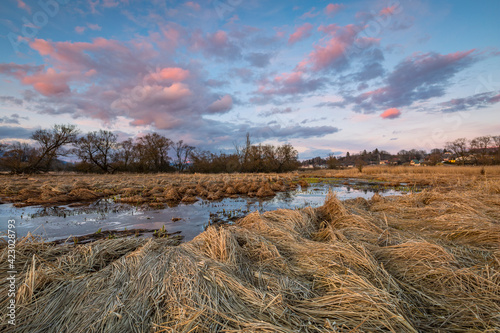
(1, 175), (499, 332)
(0, 173), (298, 206)
(304, 165), (500, 187)
(2, 166), (499, 206)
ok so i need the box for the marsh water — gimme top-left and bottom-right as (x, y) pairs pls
(0, 179), (407, 242)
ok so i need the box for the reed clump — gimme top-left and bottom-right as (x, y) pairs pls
(1, 176), (499, 332)
(0, 173), (299, 206)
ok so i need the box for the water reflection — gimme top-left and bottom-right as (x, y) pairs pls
(0, 180), (406, 242)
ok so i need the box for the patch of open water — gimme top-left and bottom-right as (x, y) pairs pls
(0, 180), (406, 242)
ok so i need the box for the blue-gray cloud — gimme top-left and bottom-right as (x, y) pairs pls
(0, 126), (34, 139)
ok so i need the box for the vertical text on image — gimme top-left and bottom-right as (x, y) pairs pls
(6, 219), (17, 326)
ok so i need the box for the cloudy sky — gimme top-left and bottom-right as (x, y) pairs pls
(0, 0), (499, 159)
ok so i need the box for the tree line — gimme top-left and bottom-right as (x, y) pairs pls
(0, 125), (300, 174)
(302, 135), (500, 169)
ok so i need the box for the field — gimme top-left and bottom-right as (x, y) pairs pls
(1, 165), (499, 207)
(0, 173), (300, 207)
(1, 166), (499, 332)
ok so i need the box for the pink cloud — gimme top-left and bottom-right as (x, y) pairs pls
(85, 69), (97, 77)
(112, 83), (192, 111)
(88, 0), (124, 13)
(344, 49), (481, 113)
(208, 95), (233, 113)
(21, 68), (72, 96)
(359, 87), (388, 99)
(256, 71), (324, 97)
(74, 23), (101, 34)
(147, 67), (190, 82)
(111, 79), (203, 130)
(212, 30), (228, 46)
(190, 30), (241, 60)
(1, 27), (246, 138)
(185, 1), (201, 11)
(297, 24), (360, 71)
(151, 24), (184, 52)
(288, 23), (313, 45)
(29, 38), (140, 74)
(32, 82), (69, 96)
(16, 0), (31, 13)
(275, 30), (286, 39)
(2, 32), (240, 135)
(325, 3), (342, 16)
(0, 63), (44, 80)
(102, 0), (121, 8)
(490, 93), (500, 103)
(379, 4), (400, 16)
(274, 71), (303, 85)
(380, 108), (401, 119)
(30, 39), (54, 56)
(228, 15), (239, 24)
(318, 24), (339, 35)
(159, 83), (192, 100)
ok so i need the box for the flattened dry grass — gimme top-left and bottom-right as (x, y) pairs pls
(1, 179), (499, 332)
(0, 173), (297, 206)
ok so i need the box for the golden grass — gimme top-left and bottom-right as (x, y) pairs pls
(304, 165), (500, 187)
(1, 176), (499, 332)
(0, 173), (299, 206)
(2, 166), (499, 206)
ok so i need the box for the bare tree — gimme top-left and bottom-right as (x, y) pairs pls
(116, 138), (136, 170)
(75, 130), (118, 173)
(243, 132), (251, 169)
(428, 148), (443, 165)
(136, 133), (173, 172)
(493, 135), (500, 164)
(397, 150), (410, 163)
(276, 143), (299, 172)
(355, 159), (366, 172)
(29, 124), (79, 173)
(173, 140), (195, 172)
(0, 142), (38, 174)
(326, 154), (340, 169)
(445, 138), (469, 165)
(470, 135), (492, 164)
(232, 139), (244, 167)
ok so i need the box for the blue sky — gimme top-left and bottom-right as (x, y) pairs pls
(0, 0), (499, 159)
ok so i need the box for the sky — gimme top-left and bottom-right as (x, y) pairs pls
(0, 0), (499, 160)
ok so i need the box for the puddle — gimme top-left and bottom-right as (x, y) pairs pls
(0, 180), (407, 242)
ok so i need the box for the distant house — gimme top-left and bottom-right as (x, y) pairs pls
(390, 157), (400, 165)
(442, 152), (453, 162)
(379, 160), (389, 165)
(410, 159), (421, 166)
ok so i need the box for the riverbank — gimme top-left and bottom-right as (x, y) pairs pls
(1, 174), (499, 332)
(2, 165), (498, 207)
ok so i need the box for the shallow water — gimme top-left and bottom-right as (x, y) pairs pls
(0, 180), (404, 242)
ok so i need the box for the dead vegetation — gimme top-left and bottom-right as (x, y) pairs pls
(2, 166), (498, 207)
(303, 165), (500, 188)
(1, 176), (499, 332)
(0, 173), (300, 207)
